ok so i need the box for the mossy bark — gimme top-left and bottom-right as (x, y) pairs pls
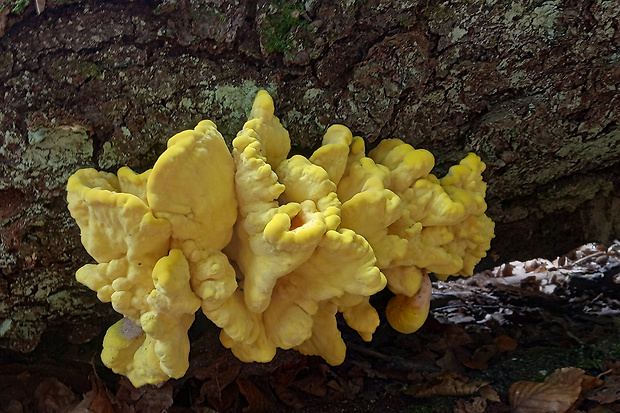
(0, 0), (618, 352)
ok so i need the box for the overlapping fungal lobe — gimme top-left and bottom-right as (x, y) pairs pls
(288, 228), (386, 364)
(146, 120), (239, 311)
(66, 168), (171, 321)
(366, 139), (495, 333)
(337, 136), (409, 269)
(322, 135), (494, 335)
(101, 249), (200, 387)
(378, 145), (495, 280)
(217, 91), (387, 365)
(66, 120), (236, 387)
(384, 273), (433, 334)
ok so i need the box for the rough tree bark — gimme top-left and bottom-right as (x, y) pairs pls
(0, 0), (618, 353)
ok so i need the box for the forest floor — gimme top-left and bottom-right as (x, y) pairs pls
(1, 242), (619, 413)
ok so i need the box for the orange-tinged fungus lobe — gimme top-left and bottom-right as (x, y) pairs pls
(290, 214), (305, 230)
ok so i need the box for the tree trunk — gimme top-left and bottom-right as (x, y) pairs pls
(0, 0), (618, 352)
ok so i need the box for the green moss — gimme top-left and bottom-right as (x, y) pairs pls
(5, 0), (30, 14)
(50, 57), (103, 84)
(420, 0), (449, 20)
(77, 61), (103, 80)
(260, 0), (308, 54)
(189, 4), (226, 22)
(577, 357), (603, 370)
(397, 13), (414, 27)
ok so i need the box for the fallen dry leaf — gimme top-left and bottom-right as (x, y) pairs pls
(34, 378), (78, 413)
(494, 334), (518, 352)
(454, 396), (487, 413)
(437, 348), (467, 372)
(195, 354), (242, 411)
(271, 357), (356, 410)
(587, 370), (620, 404)
(237, 377), (273, 413)
(406, 373), (490, 398)
(509, 367), (586, 413)
(479, 384), (501, 403)
(0, 8), (9, 38)
(463, 344), (495, 370)
(116, 378), (174, 412)
(35, 0), (46, 15)
(70, 376), (131, 413)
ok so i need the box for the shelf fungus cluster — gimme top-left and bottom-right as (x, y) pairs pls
(67, 90), (494, 387)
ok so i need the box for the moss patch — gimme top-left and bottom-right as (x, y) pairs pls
(260, 0), (308, 54)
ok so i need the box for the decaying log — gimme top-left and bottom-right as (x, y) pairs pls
(0, 0), (618, 352)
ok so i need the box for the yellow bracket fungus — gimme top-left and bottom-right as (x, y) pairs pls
(67, 89), (494, 387)
(218, 91), (387, 365)
(102, 250), (200, 387)
(67, 121), (235, 387)
(366, 139), (495, 333)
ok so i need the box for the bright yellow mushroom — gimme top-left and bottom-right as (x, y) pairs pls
(101, 250), (201, 387)
(216, 91), (387, 365)
(67, 89), (494, 381)
(367, 139), (495, 332)
(337, 136), (409, 269)
(385, 273), (433, 334)
(67, 168), (171, 320)
(67, 120), (237, 387)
